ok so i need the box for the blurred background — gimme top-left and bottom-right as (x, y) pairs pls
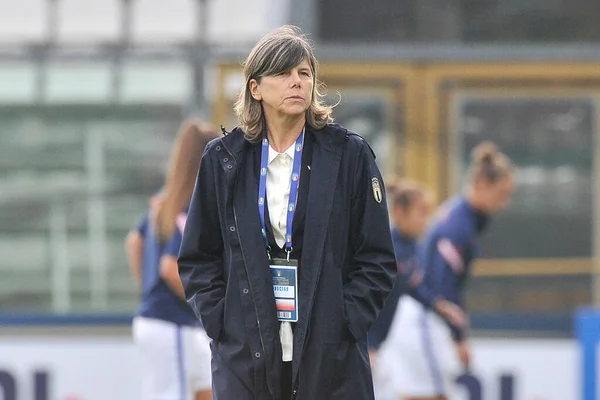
(1, 0), (600, 399)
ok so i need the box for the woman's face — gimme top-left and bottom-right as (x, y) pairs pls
(249, 58), (313, 120)
(393, 194), (432, 239)
(475, 176), (514, 214)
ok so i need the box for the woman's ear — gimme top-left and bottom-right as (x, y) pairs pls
(249, 79), (262, 101)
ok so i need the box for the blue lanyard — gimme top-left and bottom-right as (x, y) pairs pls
(258, 128), (305, 258)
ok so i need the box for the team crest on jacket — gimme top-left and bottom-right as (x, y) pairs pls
(371, 177), (382, 203)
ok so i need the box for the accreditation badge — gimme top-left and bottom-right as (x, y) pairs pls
(270, 258), (298, 322)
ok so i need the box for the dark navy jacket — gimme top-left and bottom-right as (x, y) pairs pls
(419, 196), (489, 341)
(178, 124), (396, 400)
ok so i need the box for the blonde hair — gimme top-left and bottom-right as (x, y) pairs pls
(233, 25), (333, 141)
(468, 141), (513, 185)
(153, 119), (220, 242)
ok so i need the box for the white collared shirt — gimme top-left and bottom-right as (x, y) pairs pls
(266, 142), (296, 249)
(266, 141), (297, 363)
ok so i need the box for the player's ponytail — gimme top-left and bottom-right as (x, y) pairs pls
(468, 141), (513, 185)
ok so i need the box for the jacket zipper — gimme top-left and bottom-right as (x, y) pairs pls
(220, 141), (267, 357)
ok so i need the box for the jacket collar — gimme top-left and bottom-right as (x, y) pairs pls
(219, 123), (347, 160)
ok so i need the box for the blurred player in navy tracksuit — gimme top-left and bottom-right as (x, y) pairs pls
(125, 120), (219, 400)
(379, 142), (514, 400)
(368, 179), (466, 400)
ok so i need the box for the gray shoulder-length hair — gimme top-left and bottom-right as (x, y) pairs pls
(233, 25), (334, 141)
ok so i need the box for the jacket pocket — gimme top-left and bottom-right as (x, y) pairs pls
(204, 317), (223, 341)
(324, 339), (351, 395)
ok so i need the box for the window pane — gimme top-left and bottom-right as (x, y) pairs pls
(120, 62), (192, 104)
(46, 63), (113, 103)
(0, 63), (37, 103)
(0, 106), (182, 313)
(131, 0), (196, 43)
(207, 0), (279, 44)
(319, 0), (421, 42)
(455, 97), (594, 258)
(326, 91), (397, 175)
(0, 0), (45, 44)
(462, 0), (600, 43)
(57, 0), (121, 43)
(318, 0), (600, 43)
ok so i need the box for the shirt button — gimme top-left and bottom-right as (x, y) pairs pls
(227, 165), (233, 169)
(242, 288), (249, 294)
(223, 157), (229, 162)
(229, 226), (236, 232)
(255, 352), (261, 358)
(216, 145), (221, 151)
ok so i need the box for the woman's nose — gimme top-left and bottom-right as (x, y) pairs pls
(290, 71), (301, 86)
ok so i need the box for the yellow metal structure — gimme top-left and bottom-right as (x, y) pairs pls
(212, 61), (600, 289)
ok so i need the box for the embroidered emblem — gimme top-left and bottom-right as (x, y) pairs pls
(372, 177), (382, 203)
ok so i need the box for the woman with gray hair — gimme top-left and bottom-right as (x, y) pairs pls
(178, 25), (396, 399)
